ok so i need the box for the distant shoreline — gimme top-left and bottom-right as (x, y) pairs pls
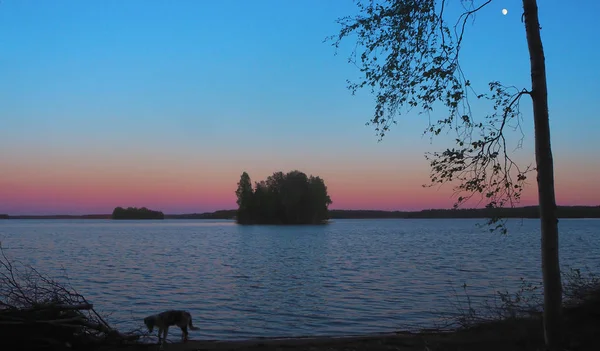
(2, 205), (600, 220)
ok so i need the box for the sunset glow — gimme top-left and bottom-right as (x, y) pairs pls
(1, 152), (598, 215)
(1, 1), (599, 215)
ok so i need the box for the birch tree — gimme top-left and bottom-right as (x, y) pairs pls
(328, 0), (562, 349)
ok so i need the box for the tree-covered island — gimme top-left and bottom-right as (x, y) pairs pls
(235, 170), (332, 225)
(111, 206), (165, 220)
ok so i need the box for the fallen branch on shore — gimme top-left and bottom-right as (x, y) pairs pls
(0, 243), (143, 350)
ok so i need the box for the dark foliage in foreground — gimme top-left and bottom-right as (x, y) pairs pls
(111, 207), (164, 220)
(0, 244), (143, 350)
(423, 267), (600, 351)
(235, 170), (332, 225)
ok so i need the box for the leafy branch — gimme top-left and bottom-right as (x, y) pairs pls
(327, 0), (534, 232)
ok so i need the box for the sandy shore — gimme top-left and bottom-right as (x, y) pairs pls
(107, 332), (437, 351)
(104, 327), (551, 351)
(161, 333), (425, 350)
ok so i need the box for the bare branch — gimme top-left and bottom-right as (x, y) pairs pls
(0, 243), (143, 348)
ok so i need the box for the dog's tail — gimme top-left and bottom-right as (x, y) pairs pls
(187, 313), (200, 331)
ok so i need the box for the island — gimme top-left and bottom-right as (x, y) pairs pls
(111, 206), (164, 220)
(234, 170), (332, 225)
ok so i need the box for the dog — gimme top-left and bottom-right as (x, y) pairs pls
(143, 310), (200, 346)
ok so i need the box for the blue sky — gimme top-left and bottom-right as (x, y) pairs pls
(1, 0), (599, 214)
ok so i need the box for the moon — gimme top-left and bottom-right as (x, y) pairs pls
(502, 8), (508, 15)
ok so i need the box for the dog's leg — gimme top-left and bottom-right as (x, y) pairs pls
(181, 325), (189, 343)
(161, 326), (169, 346)
(157, 327), (163, 344)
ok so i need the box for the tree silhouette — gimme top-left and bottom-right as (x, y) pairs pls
(234, 170), (332, 225)
(328, 0), (561, 349)
(235, 171), (254, 224)
(111, 206), (164, 220)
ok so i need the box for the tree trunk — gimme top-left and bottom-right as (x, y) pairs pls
(522, 1), (563, 350)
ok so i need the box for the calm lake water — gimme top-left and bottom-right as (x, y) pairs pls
(0, 218), (598, 340)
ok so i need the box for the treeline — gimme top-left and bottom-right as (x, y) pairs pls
(166, 206), (600, 219)
(166, 210), (235, 220)
(4, 205), (600, 220)
(328, 206), (600, 219)
(2, 214), (110, 219)
(111, 207), (164, 220)
(165, 206), (600, 220)
(235, 170), (332, 225)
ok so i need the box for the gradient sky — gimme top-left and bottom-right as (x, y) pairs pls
(1, 0), (599, 215)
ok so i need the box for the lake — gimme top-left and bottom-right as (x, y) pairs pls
(0, 218), (598, 340)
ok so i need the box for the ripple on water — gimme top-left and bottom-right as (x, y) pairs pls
(1, 218), (599, 339)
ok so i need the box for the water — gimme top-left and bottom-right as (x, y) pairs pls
(0, 218), (598, 340)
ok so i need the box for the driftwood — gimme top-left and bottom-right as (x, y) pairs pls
(0, 243), (143, 350)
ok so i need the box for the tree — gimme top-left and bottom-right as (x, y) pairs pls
(111, 206), (164, 219)
(281, 170), (310, 223)
(308, 176), (332, 223)
(235, 171), (254, 223)
(328, 0), (561, 349)
(234, 170), (332, 225)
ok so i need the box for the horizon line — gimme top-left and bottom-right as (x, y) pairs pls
(3, 204), (599, 217)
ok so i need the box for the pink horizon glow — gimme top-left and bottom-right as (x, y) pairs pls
(1, 166), (598, 215)
(1, 0), (600, 216)
(1, 147), (599, 215)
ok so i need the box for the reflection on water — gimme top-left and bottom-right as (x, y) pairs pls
(1, 218), (598, 340)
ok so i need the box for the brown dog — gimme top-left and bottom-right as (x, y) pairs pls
(143, 310), (200, 346)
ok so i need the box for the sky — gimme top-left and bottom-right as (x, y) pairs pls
(1, 0), (599, 215)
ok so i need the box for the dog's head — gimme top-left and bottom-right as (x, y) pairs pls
(143, 315), (155, 333)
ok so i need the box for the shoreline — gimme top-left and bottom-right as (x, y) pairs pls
(3, 204), (600, 220)
(109, 285), (600, 350)
(106, 331), (451, 351)
(110, 306), (599, 351)
(103, 324), (551, 351)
